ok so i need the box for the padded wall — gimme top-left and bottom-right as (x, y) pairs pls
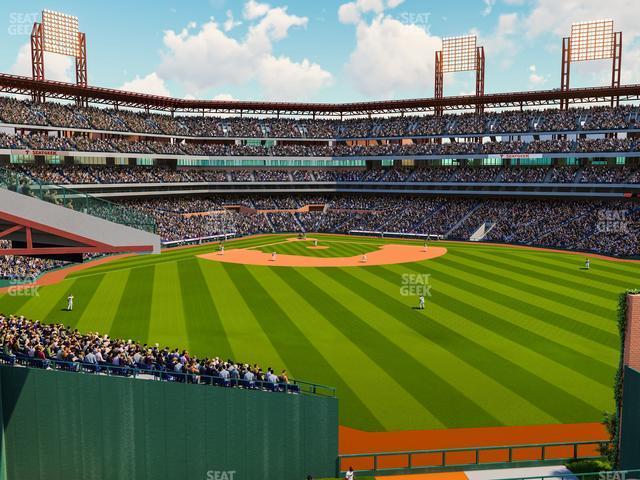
(0, 366), (338, 480)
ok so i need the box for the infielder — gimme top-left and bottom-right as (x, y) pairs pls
(272, 251), (277, 262)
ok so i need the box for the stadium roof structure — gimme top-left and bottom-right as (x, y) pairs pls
(2, 73), (640, 117)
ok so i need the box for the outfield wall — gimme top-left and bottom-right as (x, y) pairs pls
(0, 365), (338, 480)
(620, 367), (640, 469)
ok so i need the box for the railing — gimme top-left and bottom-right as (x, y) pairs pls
(490, 470), (640, 480)
(162, 232), (237, 248)
(338, 440), (611, 477)
(0, 165), (156, 234)
(0, 353), (335, 398)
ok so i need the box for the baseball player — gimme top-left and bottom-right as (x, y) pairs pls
(67, 294), (74, 311)
(585, 258), (590, 270)
(419, 295), (425, 310)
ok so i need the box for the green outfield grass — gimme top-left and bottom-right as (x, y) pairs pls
(253, 237), (384, 257)
(0, 233), (636, 432)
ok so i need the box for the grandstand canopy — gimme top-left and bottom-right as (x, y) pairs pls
(2, 72), (640, 116)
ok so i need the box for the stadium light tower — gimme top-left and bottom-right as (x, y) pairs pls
(30, 9), (87, 103)
(560, 19), (622, 109)
(434, 35), (485, 115)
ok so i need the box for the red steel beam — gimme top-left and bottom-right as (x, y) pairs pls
(1, 72), (640, 115)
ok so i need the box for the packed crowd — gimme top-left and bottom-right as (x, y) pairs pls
(11, 164), (640, 185)
(0, 314), (295, 391)
(4, 132), (640, 158)
(0, 241), (70, 282)
(1, 97), (638, 138)
(117, 195), (639, 257)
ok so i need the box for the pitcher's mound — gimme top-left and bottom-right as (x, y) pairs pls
(199, 244), (447, 267)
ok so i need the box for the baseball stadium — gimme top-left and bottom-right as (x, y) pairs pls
(0, 3), (639, 480)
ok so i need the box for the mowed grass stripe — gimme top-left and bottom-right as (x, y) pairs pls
(75, 269), (130, 334)
(177, 259), (234, 360)
(452, 248), (615, 314)
(336, 266), (557, 426)
(68, 235), (286, 277)
(431, 254), (619, 350)
(201, 262), (285, 367)
(221, 263), (385, 431)
(449, 249), (616, 328)
(400, 262), (614, 389)
(0, 277), (73, 320)
(109, 266), (155, 341)
(457, 248), (617, 305)
(273, 266), (501, 428)
(254, 267), (442, 430)
(147, 262), (188, 350)
(498, 250), (640, 287)
(494, 251), (632, 302)
(42, 274), (105, 330)
(369, 265), (608, 420)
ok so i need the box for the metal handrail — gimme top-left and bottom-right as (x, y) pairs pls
(0, 353), (335, 398)
(338, 440), (611, 476)
(0, 164), (156, 233)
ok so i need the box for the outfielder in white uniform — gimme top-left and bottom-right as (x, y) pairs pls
(67, 294), (74, 311)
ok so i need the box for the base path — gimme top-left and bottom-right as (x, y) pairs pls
(198, 244), (447, 267)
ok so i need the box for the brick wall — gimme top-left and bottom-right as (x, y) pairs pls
(624, 294), (640, 371)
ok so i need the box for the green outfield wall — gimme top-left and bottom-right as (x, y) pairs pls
(620, 367), (640, 469)
(0, 365), (338, 480)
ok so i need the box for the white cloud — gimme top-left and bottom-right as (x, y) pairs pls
(345, 15), (440, 97)
(483, 0), (497, 16)
(157, 4), (330, 100)
(473, 13), (520, 68)
(223, 10), (242, 32)
(119, 72), (171, 97)
(258, 56), (332, 100)
(522, 0), (640, 83)
(243, 0), (271, 20)
(524, 0), (640, 42)
(11, 43), (73, 82)
(338, 0), (387, 24)
(528, 64), (547, 85)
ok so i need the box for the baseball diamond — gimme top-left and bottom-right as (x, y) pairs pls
(1, 233), (635, 432)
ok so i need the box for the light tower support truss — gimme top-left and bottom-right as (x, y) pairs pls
(435, 35), (486, 115)
(560, 19), (622, 109)
(30, 9), (87, 104)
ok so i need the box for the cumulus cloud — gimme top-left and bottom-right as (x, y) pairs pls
(119, 72), (171, 96)
(157, 3), (330, 100)
(223, 10), (242, 32)
(345, 15), (440, 97)
(522, 0), (640, 83)
(11, 43), (73, 82)
(257, 56), (333, 99)
(483, 0), (497, 16)
(244, 0), (271, 20)
(338, 0), (386, 24)
(528, 64), (547, 85)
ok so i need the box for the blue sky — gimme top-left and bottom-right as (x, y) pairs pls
(2, 0), (639, 102)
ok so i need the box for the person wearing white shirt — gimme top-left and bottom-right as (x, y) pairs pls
(345, 466), (355, 479)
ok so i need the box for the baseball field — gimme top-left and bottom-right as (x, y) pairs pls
(0, 233), (636, 432)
